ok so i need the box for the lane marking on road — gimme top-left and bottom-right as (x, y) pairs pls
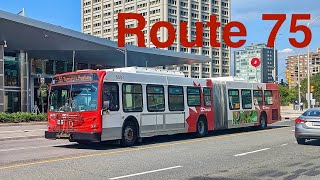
(281, 143), (288, 146)
(0, 126), (291, 170)
(234, 148), (270, 157)
(0, 129), (46, 134)
(0, 144), (70, 152)
(109, 166), (182, 180)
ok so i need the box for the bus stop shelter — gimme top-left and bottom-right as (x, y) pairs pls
(0, 10), (210, 112)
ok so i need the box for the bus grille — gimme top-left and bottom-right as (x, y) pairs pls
(272, 109), (279, 120)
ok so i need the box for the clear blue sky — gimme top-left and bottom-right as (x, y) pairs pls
(1, 0), (320, 81)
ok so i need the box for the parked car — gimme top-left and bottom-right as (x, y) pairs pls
(295, 108), (320, 144)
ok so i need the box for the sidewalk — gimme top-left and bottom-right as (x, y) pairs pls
(0, 123), (46, 141)
(281, 106), (304, 119)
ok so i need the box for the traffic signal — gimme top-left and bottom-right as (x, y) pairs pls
(311, 85), (315, 92)
(285, 69), (290, 85)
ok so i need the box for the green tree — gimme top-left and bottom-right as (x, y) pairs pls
(278, 73), (320, 106)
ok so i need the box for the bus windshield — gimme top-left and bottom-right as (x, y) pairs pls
(49, 83), (98, 112)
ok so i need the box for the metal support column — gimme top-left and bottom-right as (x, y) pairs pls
(19, 50), (26, 112)
(0, 45), (4, 112)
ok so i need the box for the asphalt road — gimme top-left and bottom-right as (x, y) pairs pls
(1, 119), (320, 180)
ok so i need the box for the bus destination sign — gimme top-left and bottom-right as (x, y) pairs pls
(52, 73), (98, 84)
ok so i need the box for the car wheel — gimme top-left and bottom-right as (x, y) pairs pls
(121, 121), (138, 147)
(297, 138), (306, 145)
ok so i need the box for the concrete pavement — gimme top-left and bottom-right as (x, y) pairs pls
(0, 123), (46, 141)
(1, 120), (320, 180)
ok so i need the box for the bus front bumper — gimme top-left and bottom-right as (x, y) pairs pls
(45, 131), (101, 142)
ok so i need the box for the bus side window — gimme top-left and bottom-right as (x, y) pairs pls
(228, 89), (240, 110)
(241, 89), (252, 109)
(103, 82), (119, 111)
(187, 87), (201, 106)
(168, 86), (184, 111)
(203, 87), (211, 106)
(264, 90), (273, 105)
(122, 83), (143, 112)
(253, 90), (263, 106)
(147, 85), (165, 112)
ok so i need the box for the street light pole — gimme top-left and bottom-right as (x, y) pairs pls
(306, 16), (320, 109)
(298, 54), (301, 106)
(293, 49), (301, 106)
(116, 47), (128, 67)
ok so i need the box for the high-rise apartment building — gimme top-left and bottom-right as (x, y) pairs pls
(286, 47), (320, 89)
(81, 0), (231, 78)
(234, 43), (277, 83)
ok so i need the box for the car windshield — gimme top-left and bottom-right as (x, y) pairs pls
(49, 83), (98, 112)
(302, 109), (320, 117)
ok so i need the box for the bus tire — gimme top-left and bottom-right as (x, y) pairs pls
(259, 113), (267, 130)
(121, 121), (138, 147)
(196, 116), (208, 138)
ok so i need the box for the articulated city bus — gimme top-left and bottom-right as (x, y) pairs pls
(45, 67), (281, 146)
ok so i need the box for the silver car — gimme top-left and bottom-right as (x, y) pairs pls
(295, 108), (320, 144)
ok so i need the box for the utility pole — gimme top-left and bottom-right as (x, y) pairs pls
(306, 16), (320, 109)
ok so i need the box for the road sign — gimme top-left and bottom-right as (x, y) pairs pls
(251, 58), (261, 67)
(306, 93), (313, 101)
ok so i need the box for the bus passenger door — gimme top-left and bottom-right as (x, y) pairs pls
(101, 82), (122, 141)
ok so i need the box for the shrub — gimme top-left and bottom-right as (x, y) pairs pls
(0, 112), (47, 123)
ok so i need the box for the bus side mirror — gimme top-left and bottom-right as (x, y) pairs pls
(103, 101), (110, 110)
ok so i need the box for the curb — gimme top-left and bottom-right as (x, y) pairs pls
(0, 135), (44, 142)
(0, 122), (47, 127)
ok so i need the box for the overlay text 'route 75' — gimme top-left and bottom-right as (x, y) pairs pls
(117, 13), (313, 49)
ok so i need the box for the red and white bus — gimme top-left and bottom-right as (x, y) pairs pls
(45, 67), (281, 146)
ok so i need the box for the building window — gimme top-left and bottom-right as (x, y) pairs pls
(187, 87), (201, 106)
(32, 59), (43, 75)
(4, 56), (20, 86)
(168, 86), (184, 111)
(56, 61), (66, 74)
(4, 91), (21, 113)
(77, 63), (88, 70)
(122, 84), (143, 112)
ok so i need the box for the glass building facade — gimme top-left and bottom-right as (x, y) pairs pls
(1, 51), (115, 113)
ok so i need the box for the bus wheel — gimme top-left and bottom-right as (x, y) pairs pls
(121, 121), (137, 147)
(196, 117), (208, 138)
(259, 114), (267, 130)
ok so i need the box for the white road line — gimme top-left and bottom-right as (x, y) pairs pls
(0, 129), (46, 134)
(281, 143), (288, 146)
(0, 143), (69, 152)
(109, 166), (183, 180)
(234, 148), (270, 157)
